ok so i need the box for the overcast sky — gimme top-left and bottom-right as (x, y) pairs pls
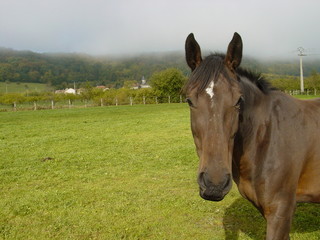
(1, 0), (319, 59)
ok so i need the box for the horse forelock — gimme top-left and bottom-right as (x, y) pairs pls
(183, 54), (225, 95)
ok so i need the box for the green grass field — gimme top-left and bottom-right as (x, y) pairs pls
(1, 104), (320, 239)
(294, 95), (320, 100)
(0, 82), (53, 93)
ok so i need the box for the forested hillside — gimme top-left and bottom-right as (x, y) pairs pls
(0, 47), (320, 89)
(0, 48), (189, 89)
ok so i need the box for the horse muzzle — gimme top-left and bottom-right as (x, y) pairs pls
(198, 172), (232, 201)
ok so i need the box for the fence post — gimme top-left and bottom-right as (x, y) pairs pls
(13, 102), (17, 111)
(115, 98), (118, 106)
(68, 99), (71, 109)
(168, 96), (171, 104)
(51, 100), (54, 109)
(155, 97), (158, 104)
(180, 95), (182, 103)
(143, 95), (146, 105)
(130, 97), (133, 106)
(100, 98), (103, 107)
(34, 101), (37, 111)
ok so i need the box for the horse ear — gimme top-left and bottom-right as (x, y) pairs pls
(185, 33), (202, 71)
(225, 32), (243, 70)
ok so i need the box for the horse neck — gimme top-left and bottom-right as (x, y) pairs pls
(232, 77), (269, 180)
(239, 77), (266, 111)
(242, 76), (270, 126)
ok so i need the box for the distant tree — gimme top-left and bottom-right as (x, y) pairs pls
(101, 89), (118, 105)
(41, 71), (55, 84)
(150, 68), (186, 101)
(13, 73), (21, 82)
(134, 88), (154, 104)
(305, 70), (320, 92)
(0, 64), (13, 82)
(0, 93), (25, 105)
(269, 77), (300, 91)
(123, 80), (138, 89)
(64, 93), (79, 104)
(25, 92), (45, 103)
(28, 71), (40, 82)
(115, 88), (132, 105)
(79, 82), (95, 101)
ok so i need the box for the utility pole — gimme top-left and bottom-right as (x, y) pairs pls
(297, 47), (306, 93)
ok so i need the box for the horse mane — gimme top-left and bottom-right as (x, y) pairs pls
(236, 68), (275, 94)
(183, 54), (275, 95)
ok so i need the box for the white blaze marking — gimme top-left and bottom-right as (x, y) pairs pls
(205, 81), (215, 99)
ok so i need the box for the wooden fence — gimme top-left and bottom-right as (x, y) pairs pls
(0, 95), (185, 112)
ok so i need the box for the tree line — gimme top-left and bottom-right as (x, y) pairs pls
(0, 68), (187, 110)
(1, 47), (320, 90)
(267, 71), (320, 92)
(0, 48), (189, 89)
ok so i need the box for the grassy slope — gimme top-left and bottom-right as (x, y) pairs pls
(0, 82), (53, 93)
(0, 104), (319, 239)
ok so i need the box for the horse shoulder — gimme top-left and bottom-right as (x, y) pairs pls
(269, 94), (320, 203)
(295, 98), (320, 202)
(235, 93), (304, 206)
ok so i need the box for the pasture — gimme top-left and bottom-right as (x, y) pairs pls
(1, 103), (320, 239)
(0, 82), (52, 94)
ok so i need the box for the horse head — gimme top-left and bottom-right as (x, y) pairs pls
(184, 33), (244, 201)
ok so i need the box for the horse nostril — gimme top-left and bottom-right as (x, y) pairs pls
(223, 175), (231, 189)
(198, 172), (232, 202)
(198, 172), (231, 190)
(203, 173), (212, 186)
(198, 172), (205, 188)
(198, 172), (212, 188)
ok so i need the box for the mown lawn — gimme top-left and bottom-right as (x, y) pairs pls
(0, 104), (319, 239)
(294, 95), (320, 100)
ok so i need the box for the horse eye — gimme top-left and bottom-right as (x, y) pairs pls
(234, 96), (244, 110)
(186, 98), (193, 107)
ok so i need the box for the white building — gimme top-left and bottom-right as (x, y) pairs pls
(55, 88), (76, 94)
(64, 88), (76, 94)
(140, 76), (151, 89)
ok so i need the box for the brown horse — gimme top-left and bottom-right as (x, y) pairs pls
(184, 32), (320, 240)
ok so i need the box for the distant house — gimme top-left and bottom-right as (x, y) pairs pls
(55, 88), (76, 94)
(55, 86), (110, 95)
(65, 88), (76, 94)
(54, 89), (65, 94)
(132, 76), (151, 90)
(140, 76), (151, 89)
(96, 86), (109, 91)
